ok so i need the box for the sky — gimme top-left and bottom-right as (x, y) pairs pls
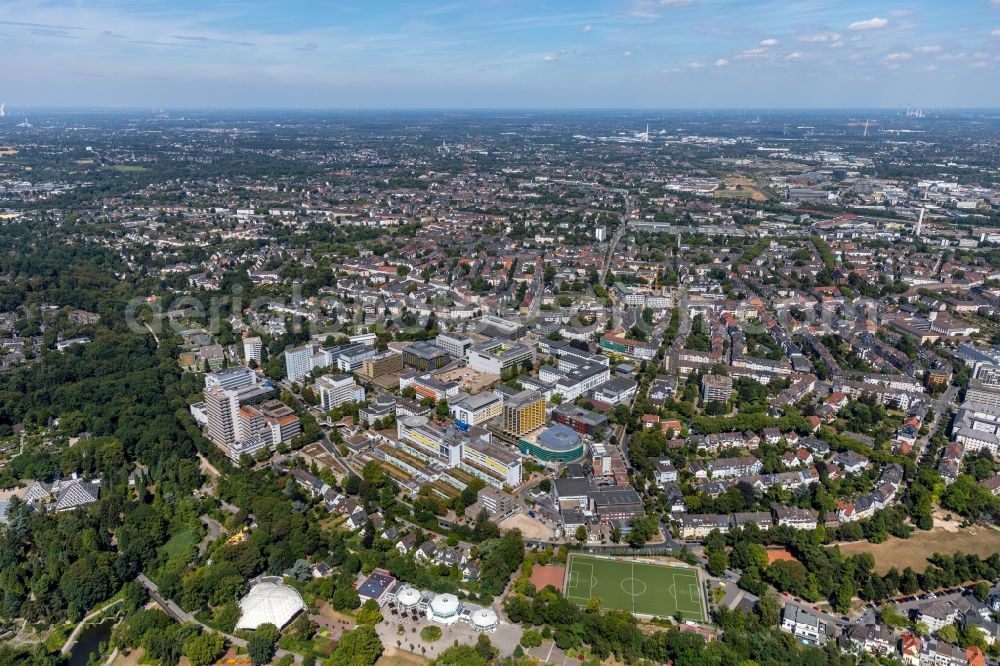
(1, 0), (999, 109)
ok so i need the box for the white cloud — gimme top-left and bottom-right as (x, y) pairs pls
(785, 52), (803, 60)
(735, 47), (767, 59)
(799, 32), (842, 44)
(848, 17), (888, 31)
(920, 64), (938, 72)
(759, 38), (778, 47)
(913, 45), (942, 53)
(626, 1), (661, 20)
(992, 29), (1000, 37)
(623, 50), (632, 56)
(970, 60), (990, 68)
(542, 54), (556, 61)
(659, 0), (695, 5)
(938, 52), (967, 61)
(661, 61), (703, 74)
(580, 24), (592, 33)
(830, 40), (845, 48)
(715, 58), (728, 66)
(885, 52), (911, 61)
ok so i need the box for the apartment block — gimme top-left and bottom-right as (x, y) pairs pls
(702, 373), (733, 403)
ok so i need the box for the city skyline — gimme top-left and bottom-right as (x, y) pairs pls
(1, 0), (999, 109)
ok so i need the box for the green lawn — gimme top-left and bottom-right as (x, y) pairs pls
(564, 554), (704, 621)
(162, 530), (198, 559)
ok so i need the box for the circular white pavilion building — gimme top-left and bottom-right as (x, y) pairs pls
(470, 607), (499, 632)
(396, 586), (421, 611)
(427, 593), (462, 625)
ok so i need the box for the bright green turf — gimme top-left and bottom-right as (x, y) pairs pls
(563, 553), (704, 621)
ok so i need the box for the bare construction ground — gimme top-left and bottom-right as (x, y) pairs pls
(498, 512), (554, 540)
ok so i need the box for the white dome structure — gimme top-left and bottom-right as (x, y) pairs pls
(470, 608), (498, 632)
(427, 593), (461, 625)
(396, 587), (421, 609)
(235, 581), (306, 631)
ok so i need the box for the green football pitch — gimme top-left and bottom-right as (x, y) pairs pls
(563, 554), (705, 621)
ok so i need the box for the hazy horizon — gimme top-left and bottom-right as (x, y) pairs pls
(3, 106), (1000, 114)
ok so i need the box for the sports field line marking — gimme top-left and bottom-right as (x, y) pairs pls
(631, 561), (635, 615)
(568, 560), (595, 601)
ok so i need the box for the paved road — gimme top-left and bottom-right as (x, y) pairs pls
(197, 453), (221, 479)
(527, 256), (544, 320)
(198, 515), (224, 556)
(599, 199), (629, 284)
(915, 383), (958, 464)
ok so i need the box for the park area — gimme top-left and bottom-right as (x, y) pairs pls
(836, 524), (1000, 574)
(563, 554), (704, 621)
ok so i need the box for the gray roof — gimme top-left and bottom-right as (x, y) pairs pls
(554, 477), (592, 499)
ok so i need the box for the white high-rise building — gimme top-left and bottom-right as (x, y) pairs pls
(243, 336), (262, 364)
(204, 386), (241, 447)
(284, 344), (314, 383)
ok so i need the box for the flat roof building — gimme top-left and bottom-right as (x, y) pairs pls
(401, 341), (451, 371)
(452, 391), (502, 427)
(702, 373), (733, 403)
(502, 389), (546, 436)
